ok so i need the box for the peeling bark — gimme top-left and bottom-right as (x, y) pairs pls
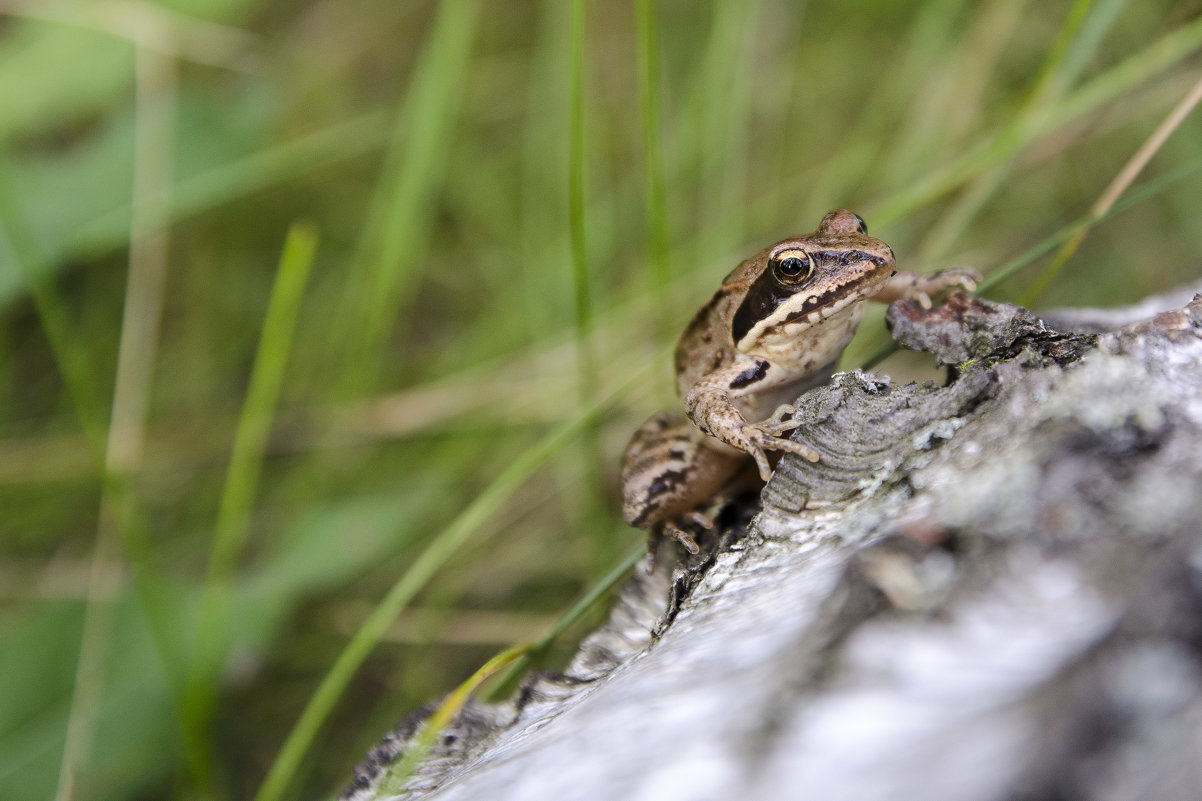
(342, 288), (1202, 801)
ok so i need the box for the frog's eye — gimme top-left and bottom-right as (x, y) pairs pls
(853, 215), (868, 235)
(772, 249), (812, 285)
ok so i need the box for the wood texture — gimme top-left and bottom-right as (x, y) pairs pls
(343, 287), (1202, 801)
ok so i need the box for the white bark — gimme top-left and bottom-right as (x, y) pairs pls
(343, 286), (1202, 801)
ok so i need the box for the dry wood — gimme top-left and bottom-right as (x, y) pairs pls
(343, 286), (1202, 801)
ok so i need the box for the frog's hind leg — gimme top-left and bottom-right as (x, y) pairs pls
(621, 412), (744, 571)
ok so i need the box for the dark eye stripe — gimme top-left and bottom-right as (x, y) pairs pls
(729, 360), (769, 389)
(731, 250), (891, 343)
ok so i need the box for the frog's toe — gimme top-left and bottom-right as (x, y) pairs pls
(665, 522), (700, 554)
(949, 269), (980, 292)
(772, 436), (820, 463)
(934, 267), (981, 293)
(644, 527), (665, 573)
(645, 516), (706, 572)
(762, 404), (799, 435)
(749, 446), (774, 481)
(643, 547), (658, 575)
(682, 510), (715, 530)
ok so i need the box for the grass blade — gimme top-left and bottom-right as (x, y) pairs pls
(335, 0), (482, 393)
(568, 0), (613, 565)
(635, 0), (671, 331)
(365, 540), (642, 792)
(1021, 70), (1202, 304)
(487, 541), (645, 699)
(866, 13), (1202, 227)
(569, 0), (592, 345)
(379, 643), (532, 794)
(179, 221), (319, 791)
(56, 112), (387, 275)
(55, 47), (178, 801)
(912, 0), (1115, 265)
(0, 166), (107, 447)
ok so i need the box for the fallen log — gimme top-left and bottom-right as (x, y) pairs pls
(343, 286), (1202, 801)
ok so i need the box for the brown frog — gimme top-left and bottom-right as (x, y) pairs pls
(621, 209), (978, 564)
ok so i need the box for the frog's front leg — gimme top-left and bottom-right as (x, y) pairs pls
(873, 268), (981, 308)
(683, 362), (820, 481)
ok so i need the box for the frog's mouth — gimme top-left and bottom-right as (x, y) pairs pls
(780, 272), (885, 324)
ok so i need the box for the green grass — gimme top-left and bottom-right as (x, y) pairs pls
(2, 2), (1201, 801)
(186, 221), (318, 792)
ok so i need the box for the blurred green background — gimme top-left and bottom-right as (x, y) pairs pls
(1, 1), (1200, 800)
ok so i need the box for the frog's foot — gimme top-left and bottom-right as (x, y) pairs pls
(664, 522), (700, 554)
(879, 268), (982, 308)
(761, 403), (798, 436)
(685, 392), (820, 480)
(742, 427), (820, 481)
(643, 524), (693, 572)
(916, 268), (980, 307)
(948, 268), (982, 290)
(645, 516), (708, 573)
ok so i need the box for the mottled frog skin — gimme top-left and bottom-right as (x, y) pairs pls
(621, 209), (978, 563)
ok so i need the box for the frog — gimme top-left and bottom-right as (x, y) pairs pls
(620, 209), (979, 565)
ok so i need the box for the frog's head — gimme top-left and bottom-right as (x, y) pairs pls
(731, 209), (896, 349)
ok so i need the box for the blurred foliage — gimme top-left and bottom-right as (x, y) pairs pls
(1, 1), (1200, 800)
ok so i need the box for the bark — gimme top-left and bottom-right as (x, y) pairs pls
(342, 286), (1202, 801)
